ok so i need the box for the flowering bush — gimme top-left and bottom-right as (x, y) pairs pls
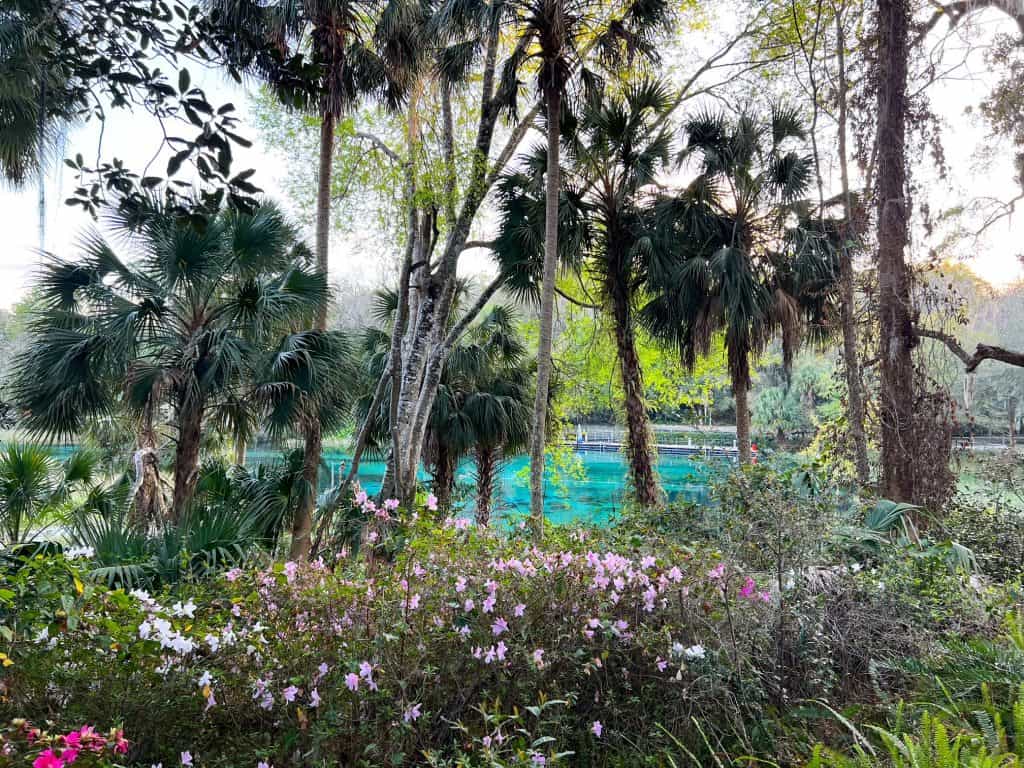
(0, 489), (1004, 766)
(0, 721), (128, 768)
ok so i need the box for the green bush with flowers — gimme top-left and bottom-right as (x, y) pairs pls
(1, 479), (1010, 767)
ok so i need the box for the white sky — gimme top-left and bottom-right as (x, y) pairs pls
(0, 10), (1021, 310)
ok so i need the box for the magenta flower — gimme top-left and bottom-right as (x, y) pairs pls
(708, 563), (726, 580)
(32, 750), (62, 768)
(739, 576), (756, 598)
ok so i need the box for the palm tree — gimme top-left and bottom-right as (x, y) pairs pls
(12, 200), (327, 523)
(642, 107), (840, 464)
(0, 444), (99, 545)
(252, 328), (359, 557)
(207, 0), (425, 554)
(425, 304), (531, 513)
(564, 80), (672, 507)
(461, 0), (671, 530)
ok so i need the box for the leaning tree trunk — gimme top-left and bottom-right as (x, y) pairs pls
(290, 417), (321, 560)
(835, 11), (871, 486)
(171, 393), (204, 525)
(528, 88), (562, 536)
(293, 111), (335, 559)
(475, 445), (498, 526)
(875, 0), (916, 502)
(734, 376), (752, 465)
(610, 285), (660, 508)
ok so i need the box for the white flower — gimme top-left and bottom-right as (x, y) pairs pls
(171, 599), (197, 618)
(683, 644), (706, 661)
(197, 671), (213, 689)
(65, 545), (94, 559)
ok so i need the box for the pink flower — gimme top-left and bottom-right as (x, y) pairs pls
(282, 685), (299, 703)
(355, 490), (368, 505)
(258, 762), (273, 768)
(426, 493), (438, 511)
(345, 673), (360, 691)
(403, 703), (422, 722)
(181, 751), (193, 766)
(513, 603), (526, 617)
(708, 563), (726, 580)
(225, 568), (242, 582)
(758, 590), (772, 603)
(384, 498), (400, 510)
(495, 641), (508, 661)
(482, 595), (496, 613)
(533, 648), (545, 666)
(464, 598), (475, 612)
(531, 753), (546, 765)
(408, 593), (421, 610)
(283, 561), (298, 583)
(309, 688), (321, 707)
(592, 721), (603, 737)
(640, 555), (656, 569)
(32, 750), (63, 768)
(667, 566), (683, 582)
(739, 576), (756, 599)
(491, 617), (508, 636)
(656, 657), (668, 672)
(455, 576), (467, 593)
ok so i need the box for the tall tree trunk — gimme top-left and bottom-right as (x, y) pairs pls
(875, 0), (916, 502)
(610, 285), (660, 508)
(835, 10), (871, 486)
(292, 111), (335, 558)
(171, 394), (204, 525)
(528, 88), (562, 536)
(290, 419), (321, 560)
(1010, 396), (1018, 448)
(131, 391), (163, 528)
(431, 443), (456, 511)
(234, 438), (247, 467)
(475, 445), (497, 526)
(734, 376), (752, 465)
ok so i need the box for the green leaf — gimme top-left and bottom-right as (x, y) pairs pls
(179, 68), (191, 93)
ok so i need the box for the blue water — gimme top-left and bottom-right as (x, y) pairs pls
(251, 449), (710, 525)
(41, 443), (711, 525)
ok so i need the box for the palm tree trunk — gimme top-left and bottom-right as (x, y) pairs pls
(734, 377), (752, 464)
(432, 443), (456, 511)
(876, 0), (916, 502)
(131, 393), (163, 528)
(171, 394), (204, 525)
(475, 445), (497, 526)
(528, 88), (562, 537)
(234, 438), (247, 466)
(293, 111), (335, 558)
(836, 11), (870, 486)
(610, 285), (659, 508)
(290, 420), (320, 560)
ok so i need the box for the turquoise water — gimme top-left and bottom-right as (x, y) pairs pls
(42, 443), (711, 525)
(250, 449), (710, 525)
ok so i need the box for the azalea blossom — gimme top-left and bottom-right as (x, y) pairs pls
(345, 673), (360, 691)
(426, 493), (438, 511)
(181, 751), (193, 766)
(403, 703), (422, 722)
(683, 644), (706, 660)
(491, 617), (508, 636)
(592, 721), (603, 737)
(282, 685), (299, 703)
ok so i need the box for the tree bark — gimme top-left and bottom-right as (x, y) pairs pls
(734, 376), (752, 465)
(292, 110), (335, 557)
(430, 442), (456, 511)
(171, 393), (204, 525)
(475, 445), (497, 526)
(234, 439), (247, 467)
(289, 420), (320, 560)
(835, 9), (870, 486)
(875, 0), (916, 502)
(609, 282), (660, 508)
(131, 392), (163, 529)
(1010, 396), (1018, 449)
(528, 88), (562, 536)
